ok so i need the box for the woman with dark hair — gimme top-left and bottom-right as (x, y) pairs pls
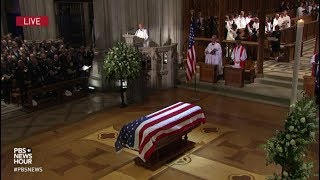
(271, 25), (281, 61)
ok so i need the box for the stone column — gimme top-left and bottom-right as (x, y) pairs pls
(1, 0), (8, 36)
(88, 0), (108, 90)
(83, 2), (92, 46)
(19, 0), (57, 40)
(257, 0), (266, 77)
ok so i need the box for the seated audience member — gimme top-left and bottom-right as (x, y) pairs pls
(14, 60), (29, 104)
(271, 25), (281, 61)
(226, 24), (238, 40)
(231, 40), (247, 68)
(297, 2), (305, 17)
(28, 54), (44, 88)
(272, 14), (280, 31)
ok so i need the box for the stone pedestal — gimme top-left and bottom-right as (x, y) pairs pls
(123, 34), (135, 46)
(88, 49), (107, 91)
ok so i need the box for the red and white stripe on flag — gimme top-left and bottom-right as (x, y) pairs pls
(186, 45), (196, 81)
(134, 102), (206, 162)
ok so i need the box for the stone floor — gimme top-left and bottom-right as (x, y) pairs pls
(1, 92), (121, 145)
(1, 88), (318, 180)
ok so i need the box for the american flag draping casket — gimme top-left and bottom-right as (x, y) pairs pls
(115, 102), (206, 162)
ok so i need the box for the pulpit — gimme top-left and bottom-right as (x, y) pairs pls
(123, 34), (178, 89)
(224, 66), (244, 88)
(199, 62), (218, 83)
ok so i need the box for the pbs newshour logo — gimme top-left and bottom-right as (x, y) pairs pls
(14, 148), (33, 164)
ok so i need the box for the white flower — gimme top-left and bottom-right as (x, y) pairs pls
(300, 117), (306, 123)
(277, 146), (283, 152)
(283, 171), (288, 177)
(310, 132), (315, 138)
(290, 139), (296, 145)
(289, 126), (295, 131)
(286, 142), (290, 146)
(290, 104), (296, 108)
(286, 134), (291, 139)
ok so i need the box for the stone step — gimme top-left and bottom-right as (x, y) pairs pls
(263, 74), (304, 83)
(177, 80), (299, 107)
(255, 77), (304, 90)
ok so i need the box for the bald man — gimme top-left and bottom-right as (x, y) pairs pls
(135, 23), (149, 47)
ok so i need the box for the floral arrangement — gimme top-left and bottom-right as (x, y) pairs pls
(103, 42), (142, 106)
(264, 95), (319, 180)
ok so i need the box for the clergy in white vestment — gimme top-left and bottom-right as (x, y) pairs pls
(135, 23), (149, 47)
(231, 41), (247, 68)
(205, 35), (223, 75)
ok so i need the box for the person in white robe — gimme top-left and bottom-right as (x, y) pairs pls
(282, 11), (291, 28)
(272, 14), (280, 31)
(231, 41), (247, 68)
(297, 2), (305, 17)
(245, 13), (252, 25)
(135, 23), (149, 47)
(225, 15), (233, 30)
(234, 14), (240, 30)
(238, 11), (247, 29)
(226, 24), (238, 40)
(205, 35), (223, 75)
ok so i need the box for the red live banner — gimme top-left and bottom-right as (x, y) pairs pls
(16, 16), (49, 27)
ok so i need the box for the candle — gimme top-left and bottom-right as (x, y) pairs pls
(297, 19), (304, 27)
(290, 18), (304, 108)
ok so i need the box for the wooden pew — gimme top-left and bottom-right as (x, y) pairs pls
(291, 15), (315, 26)
(244, 60), (256, 83)
(26, 77), (88, 110)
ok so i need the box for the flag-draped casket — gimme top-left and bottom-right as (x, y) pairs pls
(115, 102), (206, 162)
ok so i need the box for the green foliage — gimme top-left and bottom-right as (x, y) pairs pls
(264, 95), (319, 180)
(103, 42), (141, 80)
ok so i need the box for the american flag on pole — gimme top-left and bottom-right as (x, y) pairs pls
(115, 102), (206, 162)
(186, 22), (196, 81)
